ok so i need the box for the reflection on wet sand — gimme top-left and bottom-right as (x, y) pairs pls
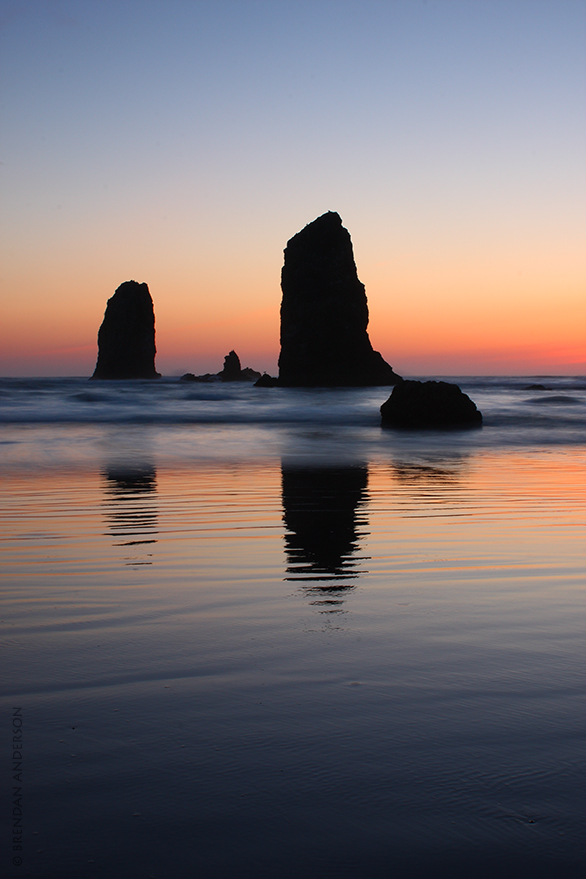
(281, 463), (369, 613)
(391, 456), (468, 486)
(390, 456), (469, 508)
(102, 465), (158, 565)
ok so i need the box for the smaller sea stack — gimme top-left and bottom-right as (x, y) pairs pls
(219, 351), (262, 382)
(181, 351), (262, 383)
(219, 350), (243, 381)
(381, 380), (482, 428)
(92, 281), (160, 379)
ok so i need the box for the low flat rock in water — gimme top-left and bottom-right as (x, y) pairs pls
(381, 380), (482, 428)
(180, 372), (220, 383)
(254, 373), (279, 387)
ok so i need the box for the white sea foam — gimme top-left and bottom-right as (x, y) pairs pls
(0, 377), (584, 453)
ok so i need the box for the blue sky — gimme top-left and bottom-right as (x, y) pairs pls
(1, 0), (585, 375)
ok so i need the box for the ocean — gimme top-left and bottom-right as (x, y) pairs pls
(1, 376), (585, 878)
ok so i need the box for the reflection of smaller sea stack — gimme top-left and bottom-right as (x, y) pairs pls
(92, 281), (160, 380)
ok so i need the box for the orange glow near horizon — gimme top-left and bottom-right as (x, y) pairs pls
(1, 273), (584, 377)
(1, 220), (584, 377)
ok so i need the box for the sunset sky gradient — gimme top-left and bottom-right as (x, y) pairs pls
(1, 0), (584, 376)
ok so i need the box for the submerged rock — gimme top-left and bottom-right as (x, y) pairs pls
(381, 380), (482, 428)
(92, 281), (160, 379)
(254, 373), (279, 387)
(278, 211), (401, 387)
(180, 372), (218, 383)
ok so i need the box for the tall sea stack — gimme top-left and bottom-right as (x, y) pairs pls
(92, 281), (160, 379)
(278, 212), (400, 386)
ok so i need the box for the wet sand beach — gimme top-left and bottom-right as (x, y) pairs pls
(1, 379), (585, 877)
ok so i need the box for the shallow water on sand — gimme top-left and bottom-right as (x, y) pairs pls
(1, 416), (585, 877)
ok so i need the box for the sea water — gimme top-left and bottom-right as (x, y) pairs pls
(1, 377), (585, 878)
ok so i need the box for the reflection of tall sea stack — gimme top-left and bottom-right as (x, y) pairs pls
(282, 464), (369, 583)
(92, 281), (160, 379)
(278, 212), (400, 386)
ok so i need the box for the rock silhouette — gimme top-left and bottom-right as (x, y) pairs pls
(219, 350), (262, 382)
(254, 373), (279, 387)
(381, 380), (482, 428)
(180, 351), (261, 383)
(278, 211), (400, 387)
(220, 350), (242, 381)
(92, 281), (160, 379)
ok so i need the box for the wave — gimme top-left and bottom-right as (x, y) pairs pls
(524, 394), (583, 405)
(0, 377), (585, 445)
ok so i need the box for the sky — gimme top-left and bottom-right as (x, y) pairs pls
(1, 0), (585, 376)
